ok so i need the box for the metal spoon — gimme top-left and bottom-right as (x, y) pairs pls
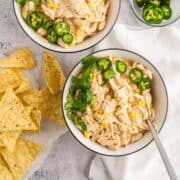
(147, 118), (179, 180)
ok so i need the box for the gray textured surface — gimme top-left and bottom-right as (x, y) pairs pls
(0, 1), (179, 180)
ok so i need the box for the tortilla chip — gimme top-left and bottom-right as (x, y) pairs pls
(44, 103), (65, 126)
(30, 109), (41, 133)
(0, 88), (37, 132)
(12, 68), (25, 79)
(0, 69), (22, 93)
(15, 78), (32, 94)
(1, 139), (41, 180)
(0, 48), (36, 69)
(0, 131), (22, 152)
(16, 89), (36, 106)
(0, 140), (4, 146)
(0, 93), (4, 99)
(43, 51), (65, 94)
(0, 156), (14, 180)
(23, 87), (60, 112)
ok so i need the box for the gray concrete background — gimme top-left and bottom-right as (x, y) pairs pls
(0, 1), (179, 180)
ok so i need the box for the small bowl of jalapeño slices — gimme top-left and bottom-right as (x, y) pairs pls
(130, 0), (180, 27)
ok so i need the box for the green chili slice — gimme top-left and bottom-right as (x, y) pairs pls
(138, 78), (151, 91)
(103, 68), (115, 80)
(26, 11), (44, 30)
(54, 21), (70, 37)
(43, 20), (54, 30)
(161, 0), (171, 6)
(129, 68), (143, 83)
(46, 28), (58, 44)
(16, 0), (26, 5)
(147, 0), (161, 6)
(142, 6), (164, 24)
(155, 7), (165, 23)
(97, 58), (112, 71)
(62, 33), (73, 44)
(116, 60), (127, 73)
(135, 0), (146, 7)
(161, 5), (172, 19)
(144, 4), (154, 9)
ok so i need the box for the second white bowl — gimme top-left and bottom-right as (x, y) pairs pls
(62, 48), (168, 156)
(13, 0), (121, 53)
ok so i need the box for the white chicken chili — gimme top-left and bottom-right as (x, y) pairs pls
(16, 0), (109, 48)
(65, 55), (156, 150)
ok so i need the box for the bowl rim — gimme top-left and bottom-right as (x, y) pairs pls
(13, 0), (121, 53)
(62, 48), (169, 157)
(129, 0), (180, 27)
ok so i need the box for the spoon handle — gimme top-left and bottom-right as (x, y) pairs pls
(147, 119), (179, 180)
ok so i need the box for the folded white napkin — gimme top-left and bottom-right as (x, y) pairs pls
(89, 24), (180, 180)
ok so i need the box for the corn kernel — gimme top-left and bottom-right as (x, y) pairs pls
(84, 131), (91, 138)
(92, 75), (98, 82)
(129, 111), (138, 120)
(47, 2), (57, 9)
(90, 73), (93, 78)
(99, 123), (108, 129)
(80, 26), (85, 31)
(136, 89), (140, 93)
(100, 1), (105, 6)
(124, 101), (128, 105)
(103, 113), (109, 119)
(87, 2), (94, 10)
(137, 100), (144, 107)
(76, 29), (85, 36)
(88, 13), (95, 19)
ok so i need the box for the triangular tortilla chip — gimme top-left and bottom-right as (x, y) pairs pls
(15, 78), (32, 94)
(16, 89), (36, 106)
(0, 48), (36, 69)
(0, 88), (37, 132)
(0, 131), (22, 152)
(29, 109), (41, 134)
(43, 51), (65, 94)
(0, 140), (4, 146)
(0, 155), (14, 180)
(0, 69), (22, 93)
(44, 103), (65, 127)
(1, 139), (41, 180)
(23, 87), (60, 112)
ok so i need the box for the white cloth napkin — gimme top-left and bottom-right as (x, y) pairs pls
(89, 24), (180, 180)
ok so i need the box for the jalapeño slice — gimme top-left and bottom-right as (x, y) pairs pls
(116, 60), (127, 73)
(97, 58), (112, 71)
(129, 68), (143, 83)
(138, 78), (151, 91)
(62, 33), (73, 44)
(26, 11), (44, 30)
(54, 21), (70, 37)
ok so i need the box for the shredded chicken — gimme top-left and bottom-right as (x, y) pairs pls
(68, 56), (155, 150)
(21, 0), (109, 48)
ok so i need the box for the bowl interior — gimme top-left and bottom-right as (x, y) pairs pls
(62, 49), (168, 156)
(13, 0), (120, 53)
(130, 0), (180, 27)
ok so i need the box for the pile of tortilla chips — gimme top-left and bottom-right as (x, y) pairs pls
(0, 48), (65, 180)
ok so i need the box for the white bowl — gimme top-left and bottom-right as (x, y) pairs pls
(13, 1), (121, 53)
(62, 49), (168, 156)
(130, 0), (180, 27)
